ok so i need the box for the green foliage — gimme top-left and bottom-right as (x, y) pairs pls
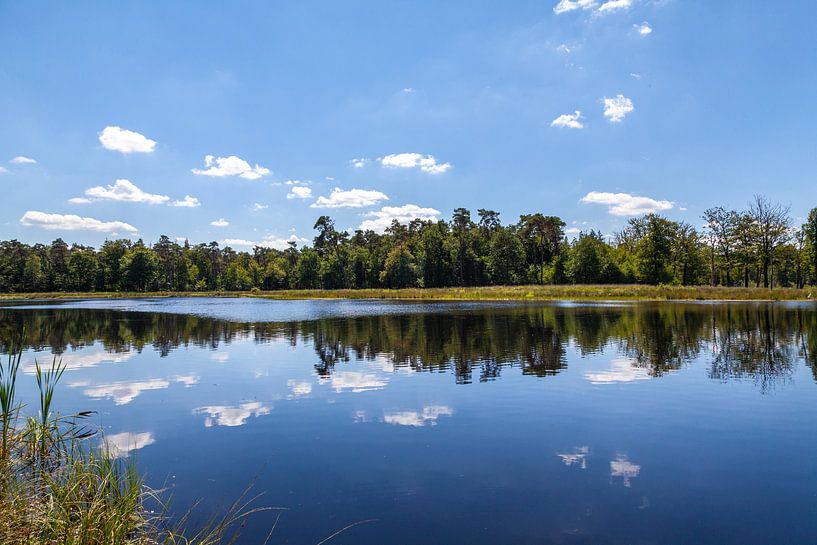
(0, 199), (810, 294)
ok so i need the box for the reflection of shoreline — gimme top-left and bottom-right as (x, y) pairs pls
(2, 302), (812, 389)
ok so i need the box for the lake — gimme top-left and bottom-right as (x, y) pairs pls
(1, 298), (816, 544)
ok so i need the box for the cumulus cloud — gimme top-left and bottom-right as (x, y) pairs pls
(193, 402), (270, 427)
(20, 211), (137, 233)
(557, 446), (590, 469)
(78, 379), (169, 405)
(98, 126), (156, 153)
(0, 166), (7, 174)
(10, 156), (36, 164)
(287, 380), (313, 397)
(553, 0), (596, 14)
(359, 204), (441, 233)
(311, 187), (388, 209)
(171, 195), (200, 208)
(602, 94), (634, 122)
(252, 203), (268, 211)
(380, 153), (451, 174)
(610, 455), (641, 487)
(584, 357), (652, 384)
(222, 233), (305, 250)
(551, 110), (584, 129)
(383, 406), (454, 427)
(287, 186), (313, 200)
(327, 371), (388, 393)
(635, 22), (652, 35)
(68, 197), (92, 204)
(105, 432), (156, 458)
(350, 158), (369, 168)
(598, 0), (632, 12)
(210, 218), (229, 227)
(192, 155), (270, 180)
(84, 179), (170, 204)
(580, 191), (674, 216)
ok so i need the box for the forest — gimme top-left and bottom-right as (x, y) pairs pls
(1, 195), (816, 293)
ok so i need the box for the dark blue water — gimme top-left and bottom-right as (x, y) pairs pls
(1, 299), (816, 544)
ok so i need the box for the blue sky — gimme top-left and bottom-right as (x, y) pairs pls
(1, 0), (815, 249)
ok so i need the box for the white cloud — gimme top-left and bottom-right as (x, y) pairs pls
(602, 94), (634, 122)
(285, 179), (308, 185)
(402, 87), (416, 93)
(556, 44), (572, 53)
(105, 432), (155, 458)
(222, 233), (305, 250)
(98, 126), (156, 153)
(173, 375), (199, 387)
(327, 371), (388, 393)
(171, 195), (200, 208)
(20, 211), (137, 233)
(78, 379), (169, 405)
(610, 455), (641, 487)
(584, 357), (652, 383)
(23, 349), (132, 374)
(630, 72), (643, 80)
(84, 179), (170, 205)
(350, 158), (369, 168)
(580, 192), (674, 216)
(10, 156), (36, 164)
(0, 166), (7, 174)
(222, 239), (255, 247)
(287, 380), (313, 397)
(252, 203), (268, 211)
(635, 22), (652, 35)
(359, 204), (441, 233)
(551, 110), (585, 129)
(311, 187), (389, 209)
(557, 446), (590, 469)
(598, 0), (632, 12)
(553, 0), (597, 14)
(193, 402), (270, 427)
(380, 153), (451, 174)
(383, 406), (453, 427)
(192, 155), (270, 180)
(210, 218), (229, 227)
(68, 197), (92, 204)
(287, 186), (313, 200)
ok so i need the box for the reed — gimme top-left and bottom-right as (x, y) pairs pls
(0, 343), (266, 545)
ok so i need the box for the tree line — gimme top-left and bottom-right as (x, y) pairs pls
(1, 195), (816, 293)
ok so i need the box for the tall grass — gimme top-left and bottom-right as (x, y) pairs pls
(0, 342), (269, 545)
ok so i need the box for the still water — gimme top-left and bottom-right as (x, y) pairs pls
(1, 298), (816, 544)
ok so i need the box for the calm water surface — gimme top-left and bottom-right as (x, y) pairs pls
(1, 298), (817, 544)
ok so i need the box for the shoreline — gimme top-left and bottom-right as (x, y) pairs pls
(0, 285), (814, 302)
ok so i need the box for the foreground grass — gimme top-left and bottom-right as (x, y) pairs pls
(1, 284), (815, 302)
(0, 347), (267, 545)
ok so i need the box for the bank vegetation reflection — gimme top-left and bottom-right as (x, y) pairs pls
(2, 303), (816, 389)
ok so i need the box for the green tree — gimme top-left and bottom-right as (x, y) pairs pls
(120, 245), (159, 291)
(488, 228), (525, 285)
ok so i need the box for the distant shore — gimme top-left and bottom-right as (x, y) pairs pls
(0, 285), (815, 302)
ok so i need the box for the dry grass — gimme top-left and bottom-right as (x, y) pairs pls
(0, 284), (814, 302)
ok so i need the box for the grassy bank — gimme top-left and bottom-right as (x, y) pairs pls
(0, 347), (266, 545)
(0, 284), (815, 302)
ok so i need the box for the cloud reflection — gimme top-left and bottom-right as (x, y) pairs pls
(104, 431), (155, 458)
(383, 405), (453, 427)
(287, 380), (312, 397)
(23, 349), (132, 373)
(557, 446), (589, 469)
(193, 402), (271, 427)
(326, 371), (387, 393)
(610, 455), (641, 487)
(75, 379), (170, 405)
(585, 357), (651, 384)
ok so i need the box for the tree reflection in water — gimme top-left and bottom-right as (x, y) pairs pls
(1, 302), (815, 390)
